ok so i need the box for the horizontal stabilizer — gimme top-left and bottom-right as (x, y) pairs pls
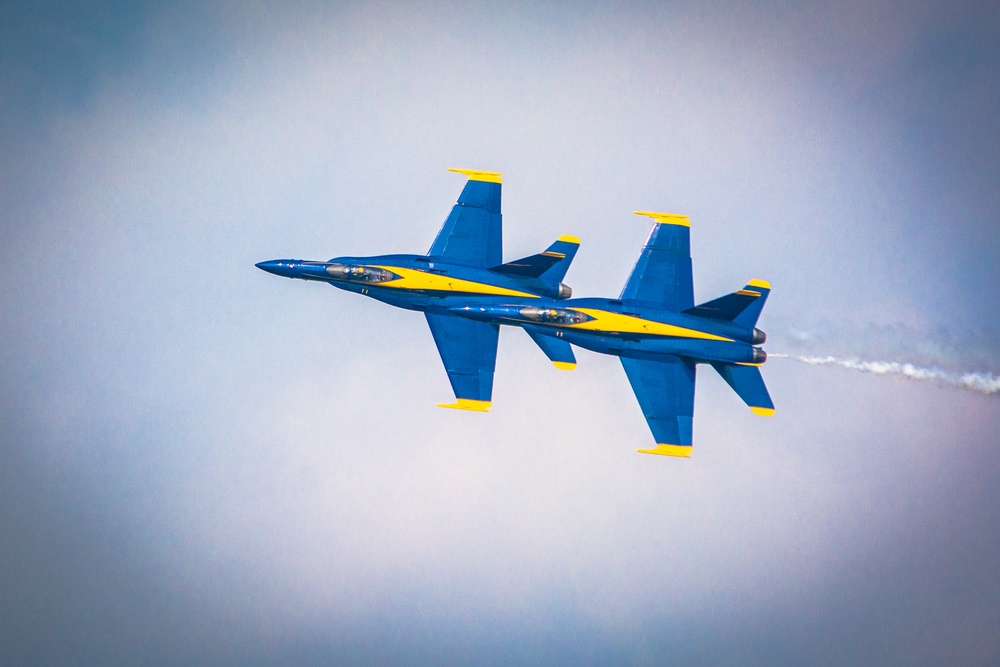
(524, 326), (577, 370)
(491, 235), (580, 283)
(684, 279), (770, 328)
(711, 362), (774, 415)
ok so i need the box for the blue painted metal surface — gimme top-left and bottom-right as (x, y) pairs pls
(257, 172), (773, 457)
(256, 170), (578, 410)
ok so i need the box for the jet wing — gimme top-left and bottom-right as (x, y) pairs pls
(621, 355), (696, 457)
(425, 312), (499, 411)
(619, 212), (694, 312)
(427, 168), (502, 268)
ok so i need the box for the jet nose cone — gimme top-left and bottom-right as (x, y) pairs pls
(256, 259), (294, 277)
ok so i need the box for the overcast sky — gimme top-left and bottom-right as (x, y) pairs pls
(2, 2), (999, 664)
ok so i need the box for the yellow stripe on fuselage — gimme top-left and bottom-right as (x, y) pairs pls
(567, 308), (733, 341)
(370, 266), (540, 298)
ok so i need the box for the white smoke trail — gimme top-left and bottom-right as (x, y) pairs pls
(769, 354), (1000, 396)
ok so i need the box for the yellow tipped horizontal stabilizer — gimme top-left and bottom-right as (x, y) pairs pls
(750, 406), (775, 416)
(557, 234), (580, 244)
(637, 444), (693, 458)
(747, 278), (771, 289)
(436, 399), (492, 412)
(552, 361), (576, 371)
(633, 211), (690, 227)
(446, 167), (502, 183)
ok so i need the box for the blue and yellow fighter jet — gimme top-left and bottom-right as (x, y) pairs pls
(256, 168), (579, 412)
(448, 211), (774, 458)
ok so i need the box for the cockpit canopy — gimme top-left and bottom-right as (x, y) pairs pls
(518, 306), (591, 325)
(325, 263), (396, 284)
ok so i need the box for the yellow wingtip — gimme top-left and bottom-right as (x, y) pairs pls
(750, 406), (775, 416)
(747, 278), (771, 289)
(552, 361), (576, 371)
(637, 444), (693, 458)
(437, 399), (492, 412)
(557, 234), (580, 244)
(446, 167), (502, 184)
(633, 211), (690, 227)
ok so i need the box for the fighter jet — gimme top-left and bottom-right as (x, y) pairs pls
(448, 211), (774, 458)
(256, 168), (579, 412)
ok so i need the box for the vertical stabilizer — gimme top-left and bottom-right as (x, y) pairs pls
(490, 235), (580, 285)
(684, 279), (770, 328)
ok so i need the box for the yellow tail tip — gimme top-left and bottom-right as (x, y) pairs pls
(446, 167), (502, 183)
(637, 444), (693, 458)
(747, 278), (771, 289)
(557, 234), (580, 244)
(552, 361), (576, 371)
(436, 399), (492, 412)
(750, 406), (775, 416)
(633, 211), (690, 227)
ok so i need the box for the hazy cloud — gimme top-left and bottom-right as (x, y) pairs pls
(2, 2), (999, 664)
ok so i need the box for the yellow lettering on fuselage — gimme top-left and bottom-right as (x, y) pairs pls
(370, 266), (540, 298)
(568, 308), (733, 341)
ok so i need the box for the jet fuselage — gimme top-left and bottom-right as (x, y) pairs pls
(448, 300), (767, 365)
(256, 168), (774, 457)
(255, 253), (571, 314)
